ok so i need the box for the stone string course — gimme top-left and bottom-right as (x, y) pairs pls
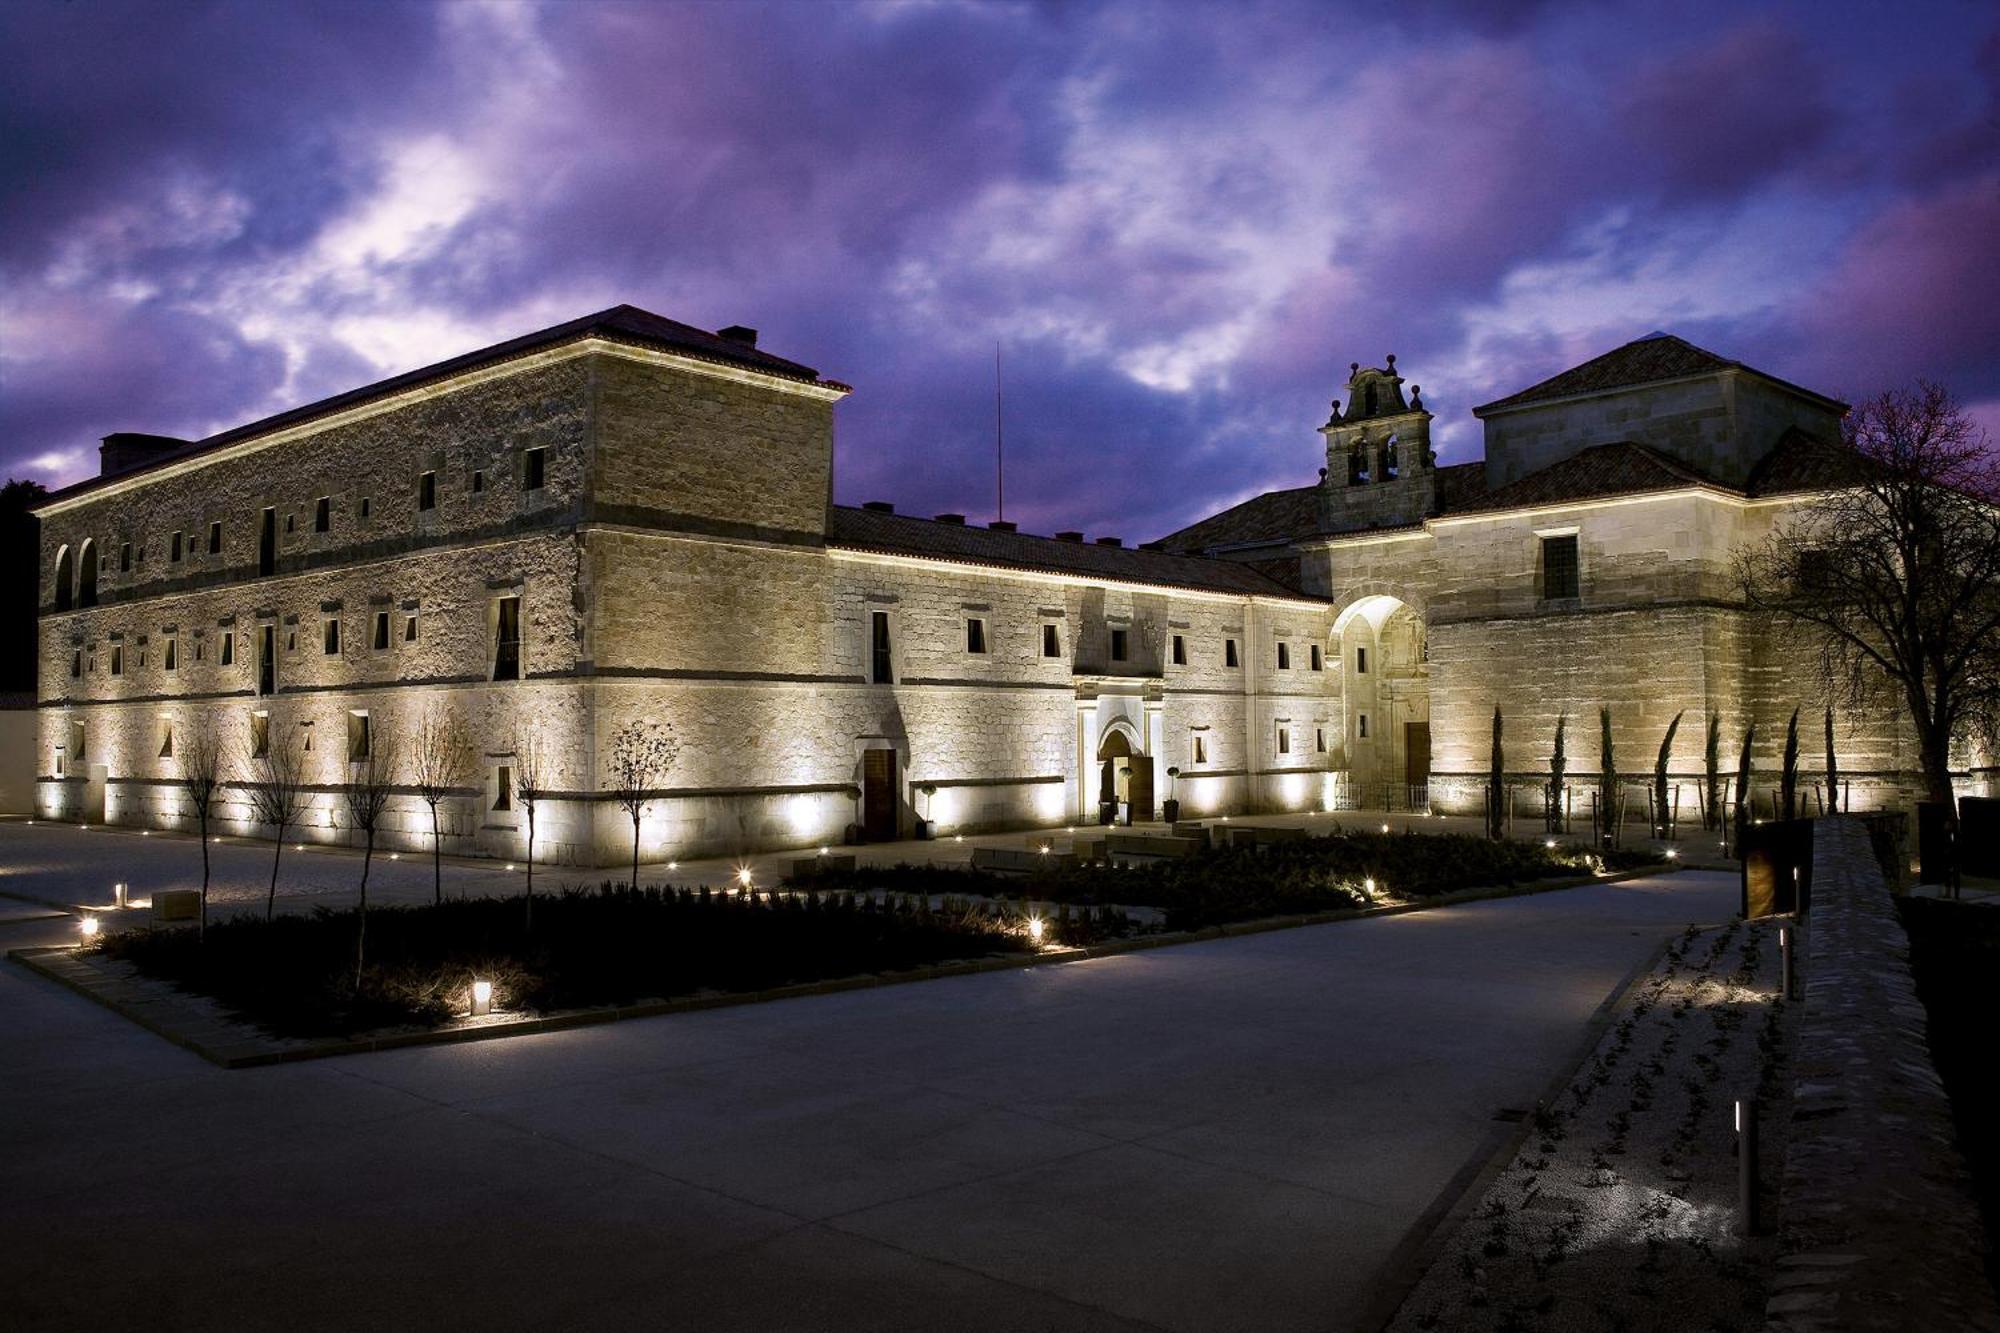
(1768, 816), (1999, 1331)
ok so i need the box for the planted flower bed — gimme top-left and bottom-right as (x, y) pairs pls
(802, 828), (1664, 931)
(93, 884), (1053, 1039)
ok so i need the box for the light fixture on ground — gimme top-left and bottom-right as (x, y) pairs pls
(1665, 848), (1678, 860)
(113, 882), (128, 909)
(736, 866), (754, 887)
(1364, 877), (1377, 895)
(470, 978), (493, 1017)
(78, 915), (100, 940)
(1028, 916), (1045, 944)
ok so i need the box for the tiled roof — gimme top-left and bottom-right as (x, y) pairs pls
(1434, 461), (1488, 512)
(826, 506), (1317, 599)
(1746, 427), (1850, 496)
(1446, 442), (1720, 514)
(1152, 485), (1320, 553)
(1474, 333), (1842, 414)
(42, 305), (835, 505)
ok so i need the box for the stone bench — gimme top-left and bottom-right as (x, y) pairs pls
(788, 853), (857, 879)
(972, 846), (1078, 874)
(1105, 832), (1204, 859)
(1219, 824), (1307, 848)
(152, 889), (200, 922)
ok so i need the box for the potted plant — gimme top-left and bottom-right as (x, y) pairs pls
(1162, 767), (1182, 825)
(915, 783), (937, 840)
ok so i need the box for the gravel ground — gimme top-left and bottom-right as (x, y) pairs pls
(1391, 917), (1795, 1333)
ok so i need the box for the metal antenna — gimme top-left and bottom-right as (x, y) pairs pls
(994, 343), (1005, 523)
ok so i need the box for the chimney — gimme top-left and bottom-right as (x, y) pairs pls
(1094, 536), (1123, 547)
(717, 325), (758, 347)
(1055, 531), (1083, 543)
(861, 500), (895, 513)
(99, 432), (188, 478)
(987, 520), (1017, 532)
(934, 513), (966, 525)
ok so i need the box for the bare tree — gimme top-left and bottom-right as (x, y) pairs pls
(410, 707), (474, 906)
(607, 719), (681, 890)
(1739, 382), (2000, 806)
(173, 714), (227, 941)
(246, 716), (308, 923)
(342, 717), (399, 988)
(513, 726), (550, 931)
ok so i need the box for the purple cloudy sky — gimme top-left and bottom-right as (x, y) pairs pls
(3, 0), (1996, 539)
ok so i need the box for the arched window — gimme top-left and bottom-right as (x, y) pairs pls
(77, 540), (98, 608)
(53, 545), (73, 612)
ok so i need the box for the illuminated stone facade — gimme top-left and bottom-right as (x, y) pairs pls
(31, 312), (1962, 866)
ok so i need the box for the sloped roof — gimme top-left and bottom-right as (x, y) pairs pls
(826, 506), (1317, 599)
(1474, 333), (1843, 415)
(1447, 441), (1721, 514)
(1745, 427), (1851, 496)
(1152, 485), (1320, 553)
(41, 305), (837, 506)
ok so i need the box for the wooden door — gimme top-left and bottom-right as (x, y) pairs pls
(862, 749), (898, 841)
(1404, 722), (1431, 785)
(1127, 756), (1154, 823)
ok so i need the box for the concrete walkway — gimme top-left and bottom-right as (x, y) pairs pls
(0, 868), (1737, 1332)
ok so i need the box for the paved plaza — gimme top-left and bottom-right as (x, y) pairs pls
(1, 815), (1737, 1332)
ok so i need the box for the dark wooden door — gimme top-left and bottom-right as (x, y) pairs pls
(1404, 722), (1431, 785)
(862, 749), (898, 841)
(1127, 757), (1154, 822)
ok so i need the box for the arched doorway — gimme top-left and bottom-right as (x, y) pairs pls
(1096, 722), (1153, 824)
(1332, 594), (1430, 810)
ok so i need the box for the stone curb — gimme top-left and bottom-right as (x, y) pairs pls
(8, 866), (1671, 1070)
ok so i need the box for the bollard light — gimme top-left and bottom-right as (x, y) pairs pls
(1028, 917), (1046, 944)
(79, 915), (101, 940)
(667, 861), (678, 871)
(1735, 1096), (1761, 1234)
(1364, 877), (1377, 895)
(470, 978), (493, 1017)
(736, 866), (754, 887)
(1665, 848), (1678, 860)
(1545, 838), (1557, 849)
(113, 882), (129, 909)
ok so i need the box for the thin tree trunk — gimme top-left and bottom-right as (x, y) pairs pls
(355, 830), (374, 991)
(524, 807), (535, 933)
(431, 802), (443, 906)
(198, 809), (211, 942)
(266, 826), (285, 923)
(631, 816), (641, 891)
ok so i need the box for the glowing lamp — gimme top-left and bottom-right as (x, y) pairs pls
(818, 847), (829, 857)
(295, 844), (305, 852)
(1364, 877), (1377, 895)
(667, 861), (678, 871)
(1545, 839), (1557, 849)
(1665, 848), (1679, 860)
(113, 882), (129, 909)
(505, 863), (516, 872)
(142, 830), (151, 837)
(736, 866), (754, 887)
(1028, 917), (1046, 944)
(79, 915), (100, 940)
(212, 836), (222, 844)
(1380, 823), (1390, 834)
(1037, 845), (1050, 855)
(954, 835), (964, 843)
(470, 978), (493, 1017)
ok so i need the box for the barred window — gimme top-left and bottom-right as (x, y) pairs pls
(1541, 534), (1580, 600)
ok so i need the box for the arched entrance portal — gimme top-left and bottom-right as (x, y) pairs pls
(1096, 722), (1153, 824)
(1332, 594), (1431, 810)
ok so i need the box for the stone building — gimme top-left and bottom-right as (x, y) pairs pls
(27, 309), (1951, 864)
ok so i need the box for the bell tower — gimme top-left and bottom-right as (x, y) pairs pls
(1319, 355), (1436, 532)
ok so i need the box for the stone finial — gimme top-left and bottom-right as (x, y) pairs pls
(1327, 398), (1343, 423)
(1350, 362), (1360, 376)
(1410, 384), (1423, 409)
(1386, 353), (1396, 370)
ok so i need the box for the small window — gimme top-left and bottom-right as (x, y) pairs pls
(257, 625), (276, 696)
(251, 712), (269, 759)
(287, 630), (297, 652)
(70, 650), (81, 679)
(119, 542), (131, 572)
(418, 471), (437, 511)
(285, 514), (295, 534)
(1109, 628), (1129, 662)
(314, 497), (331, 532)
(163, 636), (177, 672)
(493, 595), (521, 681)
(1310, 645), (1323, 671)
(966, 618), (987, 654)
(1357, 713), (1369, 739)
(522, 447), (547, 491)
(1193, 734), (1208, 765)
(404, 612), (419, 643)
(1316, 726), (1327, 753)
(358, 496), (372, 520)
(1225, 638), (1239, 668)
(347, 710), (371, 760)
(1541, 534), (1580, 600)
(110, 646), (124, 676)
(372, 611), (390, 651)
(494, 764), (513, 811)
(159, 721), (174, 759)
(1171, 634), (1186, 666)
(323, 618), (341, 655)
(1277, 643), (1291, 671)
(1356, 646), (1369, 674)
(1041, 623), (1060, 658)
(870, 611), (892, 684)
(208, 521), (222, 555)
(220, 631), (235, 665)
(1276, 725), (1291, 756)
(170, 531), (183, 562)
(471, 469), (486, 494)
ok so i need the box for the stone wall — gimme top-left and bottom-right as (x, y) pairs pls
(1767, 816), (1999, 1331)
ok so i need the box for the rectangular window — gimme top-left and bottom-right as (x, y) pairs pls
(494, 764), (513, 811)
(493, 595), (521, 681)
(257, 626), (275, 696)
(70, 650), (82, 679)
(347, 710), (371, 760)
(1356, 646), (1369, 674)
(966, 618), (987, 654)
(1357, 713), (1369, 739)
(1316, 726), (1327, 753)
(323, 618), (341, 655)
(1277, 643), (1291, 670)
(358, 496), (372, 521)
(170, 530), (183, 562)
(251, 711), (269, 760)
(372, 611), (390, 651)
(1171, 634), (1186, 665)
(119, 542), (131, 572)
(522, 447), (546, 491)
(163, 636), (177, 672)
(314, 497), (331, 532)
(404, 612), (419, 643)
(870, 610), (892, 684)
(1541, 534), (1580, 600)
(1192, 734), (1208, 765)
(1277, 725), (1291, 756)
(110, 646), (123, 676)
(418, 471), (437, 511)
(208, 521), (222, 555)
(1042, 623), (1060, 658)
(1310, 644), (1323, 671)
(471, 469), (486, 495)
(1109, 628), (1129, 661)
(1225, 638), (1239, 668)
(258, 507), (275, 576)
(220, 631), (234, 665)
